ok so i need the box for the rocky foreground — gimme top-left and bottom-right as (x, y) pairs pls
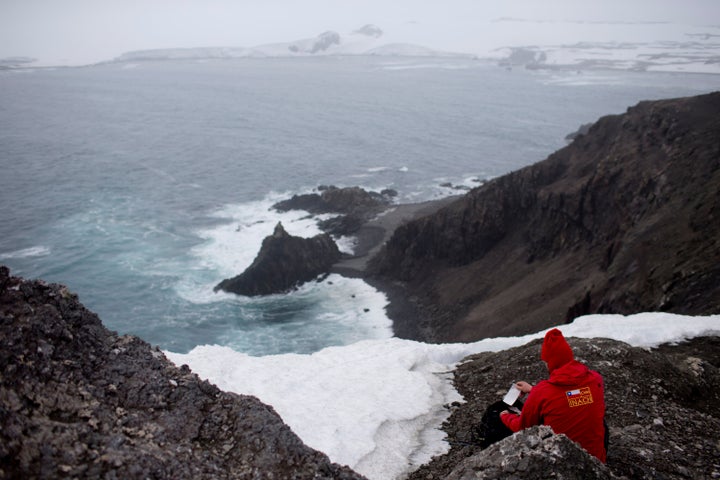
(2, 265), (719, 479)
(214, 222), (341, 296)
(0, 266), (364, 479)
(410, 336), (720, 480)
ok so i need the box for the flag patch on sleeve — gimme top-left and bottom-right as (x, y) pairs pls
(566, 387), (594, 407)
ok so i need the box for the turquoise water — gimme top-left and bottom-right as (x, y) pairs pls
(1, 57), (718, 353)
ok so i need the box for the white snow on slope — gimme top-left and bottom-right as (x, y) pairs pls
(166, 312), (720, 480)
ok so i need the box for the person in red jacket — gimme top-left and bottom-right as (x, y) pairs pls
(500, 328), (607, 463)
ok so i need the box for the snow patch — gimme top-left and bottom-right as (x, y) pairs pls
(167, 312), (720, 480)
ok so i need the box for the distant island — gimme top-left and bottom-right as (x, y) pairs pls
(4, 20), (720, 74)
(112, 25), (472, 63)
(105, 21), (720, 74)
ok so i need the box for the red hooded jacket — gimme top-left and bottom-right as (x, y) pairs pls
(501, 330), (607, 462)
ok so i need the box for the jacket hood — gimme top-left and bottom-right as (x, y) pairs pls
(541, 328), (574, 373)
(547, 360), (593, 386)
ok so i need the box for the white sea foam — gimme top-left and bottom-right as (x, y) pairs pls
(172, 196), (291, 303)
(190, 195), (324, 276)
(170, 194), (392, 352)
(166, 313), (720, 480)
(335, 235), (357, 255)
(0, 246), (51, 260)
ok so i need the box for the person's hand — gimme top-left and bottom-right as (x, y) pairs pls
(500, 410), (510, 417)
(515, 381), (533, 393)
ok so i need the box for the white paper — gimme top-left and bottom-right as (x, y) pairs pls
(503, 384), (521, 405)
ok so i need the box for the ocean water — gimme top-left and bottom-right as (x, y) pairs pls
(1, 57), (719, 354)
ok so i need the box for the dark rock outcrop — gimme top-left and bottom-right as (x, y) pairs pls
(217, 187), (442, 297)
(445, 426), (616, 480)
(409, 336), (720, 480)
(273, 185), (390, 214)
(368, 92), (720, 342)
(215, 222), (341, 296)
(273, 186), (394, 236)
(0, 266), (365, 479)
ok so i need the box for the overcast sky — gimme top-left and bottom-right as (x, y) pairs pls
(2, 0), (719, 65)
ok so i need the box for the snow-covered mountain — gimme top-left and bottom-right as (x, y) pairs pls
(5, 15), (720, 74)
(113, 24), (471, 62)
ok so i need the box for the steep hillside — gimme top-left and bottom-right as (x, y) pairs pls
(0, 267), (364, 479)
(369, 92), (720, 342)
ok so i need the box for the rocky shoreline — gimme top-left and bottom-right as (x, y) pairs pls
(331, 196), (460, 277)
(214, 94), (720, 345)
(213, 183), (460, 329)
(367, 92), (720, 343)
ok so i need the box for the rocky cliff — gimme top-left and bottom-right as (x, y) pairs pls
(0, 266), (364, 479)
(215, 222), (341, 296)
(369, 92), (720, 342)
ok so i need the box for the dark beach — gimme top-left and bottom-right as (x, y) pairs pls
(331, 195), (459, 276)
(330, 195), (460, 340)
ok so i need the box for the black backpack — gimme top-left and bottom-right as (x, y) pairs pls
(473, 399), (522, 449)
(473, 400), (610, 455)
